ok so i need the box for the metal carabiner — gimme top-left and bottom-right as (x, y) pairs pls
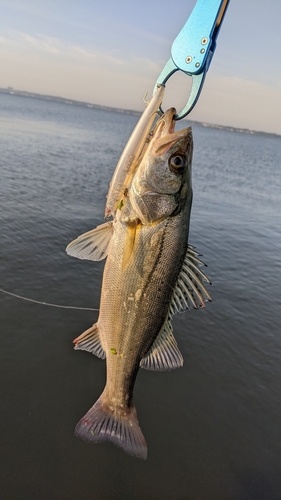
(154, 0), (230, 120)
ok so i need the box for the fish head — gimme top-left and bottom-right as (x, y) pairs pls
(130, 108), (193, 224)
(144, 107), (193, 193)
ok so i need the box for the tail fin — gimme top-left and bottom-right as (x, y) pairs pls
(75, 396), (147, 460)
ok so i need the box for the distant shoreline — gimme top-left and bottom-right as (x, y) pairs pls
(0, 86), (140, 116)
(1, 87), (280, 140)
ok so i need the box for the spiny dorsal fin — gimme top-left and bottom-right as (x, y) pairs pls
(73, 323), (106, 359)
(66, 222), (113, 261)
(140, 245), (211, 371)
(140, 319), (183, 371)
(169, 244), (212, 317)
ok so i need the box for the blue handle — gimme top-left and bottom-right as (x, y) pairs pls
(154, 0), (230, 119)
(171, 0), (227, 75)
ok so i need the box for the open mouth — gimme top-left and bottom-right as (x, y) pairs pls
(150, 109), (192, 156)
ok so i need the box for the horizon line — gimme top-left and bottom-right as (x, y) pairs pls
(1, 86), (280, 139)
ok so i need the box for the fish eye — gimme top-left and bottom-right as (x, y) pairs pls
(169, 153), (187, 173)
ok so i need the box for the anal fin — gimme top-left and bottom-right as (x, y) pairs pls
(73, 323), (105, 359)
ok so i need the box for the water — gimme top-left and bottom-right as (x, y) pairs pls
(1, 92), (281, 499)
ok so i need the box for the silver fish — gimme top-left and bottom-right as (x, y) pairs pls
(66, 108), (211, 459)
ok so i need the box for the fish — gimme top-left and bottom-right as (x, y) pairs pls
(66, 107), (211, 459)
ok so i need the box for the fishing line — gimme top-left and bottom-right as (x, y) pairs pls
(0, 288), (99, 311)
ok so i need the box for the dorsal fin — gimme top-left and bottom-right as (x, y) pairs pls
(66, 222), (113, 261)
(140, 244), (211, 372)
(140, 318), (183, 371)
(168, 244), (212, 317)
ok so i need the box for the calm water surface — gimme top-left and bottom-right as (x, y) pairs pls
(1, 93), (281, 499)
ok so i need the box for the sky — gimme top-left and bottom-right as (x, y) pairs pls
(0, 0), (280, 134)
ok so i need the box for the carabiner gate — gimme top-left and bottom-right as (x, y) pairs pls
(154, 0), (230, 119)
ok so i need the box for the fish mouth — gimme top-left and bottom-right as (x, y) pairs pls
(149, 108), (192, 156)
(155, 107), (177, 136)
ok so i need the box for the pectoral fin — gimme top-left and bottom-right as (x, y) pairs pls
(73, 323), (106, 359)
(66, 222), (113, 261)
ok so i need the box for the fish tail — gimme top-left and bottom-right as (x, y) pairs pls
(75, 395), (147, 459)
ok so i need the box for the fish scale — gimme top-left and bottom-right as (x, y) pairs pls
(99, 214), (188, 396)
